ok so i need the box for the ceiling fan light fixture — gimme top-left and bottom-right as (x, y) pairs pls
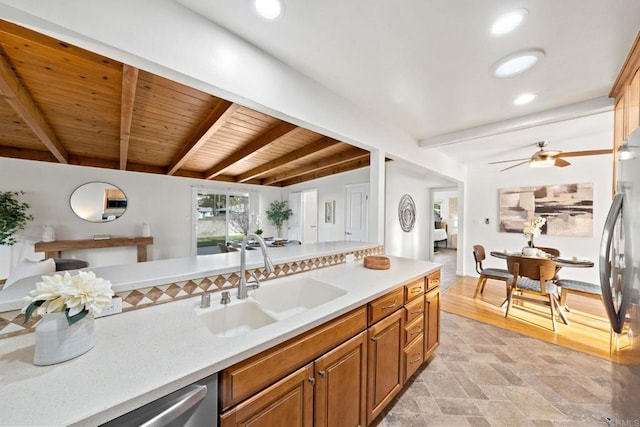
(254, 0), (283, 19)
(492, 49), (545, 78)
(491, 9), (528, 35)
(514, 93), (536, 105)
(529, 157), (556, 168)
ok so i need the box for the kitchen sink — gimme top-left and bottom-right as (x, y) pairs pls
(250, 276), (347, 318)
(197, 299), (277, 338)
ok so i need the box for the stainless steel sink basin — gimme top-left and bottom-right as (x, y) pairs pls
(196, 299), (277, 338)
(250, 276), (346, 318)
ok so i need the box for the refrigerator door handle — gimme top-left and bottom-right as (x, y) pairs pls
(139, 384), (207, 427)
(600, 193), (626, 333)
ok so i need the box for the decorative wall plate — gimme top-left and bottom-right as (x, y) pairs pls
(398, 194), (416, 232)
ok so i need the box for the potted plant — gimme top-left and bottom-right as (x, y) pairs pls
(0, 191), (33, 246)
(266, 200), (292, 238)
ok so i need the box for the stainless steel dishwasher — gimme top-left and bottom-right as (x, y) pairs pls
(100, 373), (218, 427)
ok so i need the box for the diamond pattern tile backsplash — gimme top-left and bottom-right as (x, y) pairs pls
(0, 246), (383, 339)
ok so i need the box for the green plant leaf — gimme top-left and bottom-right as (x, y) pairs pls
(0, 191), (34, 246)
(66, 309), (88, 326)
(22, 300), (44, 324)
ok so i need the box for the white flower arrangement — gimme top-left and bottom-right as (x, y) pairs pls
(523, 217), (546, 242)
(22, 271), (114, 325)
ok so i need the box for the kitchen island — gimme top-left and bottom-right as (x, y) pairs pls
(0, 243), (440, 426)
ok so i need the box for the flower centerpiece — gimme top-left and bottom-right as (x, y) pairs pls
(22, 271), (113, 365)
(523, 216), (546, 248)
(22, 270), (114, 325)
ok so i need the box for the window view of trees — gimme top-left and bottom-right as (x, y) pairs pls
(196, 191), (250, 254)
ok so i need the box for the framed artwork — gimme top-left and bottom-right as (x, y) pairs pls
(398, 194), (416, 232)
(324, 200), (335, 224)
(499, 183), (593, 237)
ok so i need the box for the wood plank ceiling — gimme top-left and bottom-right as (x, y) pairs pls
(0, 20), (370, 187)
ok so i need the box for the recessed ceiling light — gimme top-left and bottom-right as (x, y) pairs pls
(491, 49), (545, 78)
(254, 0), (283, 19)
(514, 93), (536, 105)
(491, 9), (528, 35)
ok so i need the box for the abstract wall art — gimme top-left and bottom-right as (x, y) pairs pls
(498, 183), (593, 237)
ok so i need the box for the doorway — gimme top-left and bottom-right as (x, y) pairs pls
(345, 183), (369, 242)
(288, 189), (318, 243)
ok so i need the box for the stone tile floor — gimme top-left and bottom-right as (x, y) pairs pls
(371, 312), (612, 426)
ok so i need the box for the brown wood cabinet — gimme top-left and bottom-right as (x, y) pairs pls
(219, 270), (441, 426)
(366, 309), (404, 424)
(220, 363), (314, 427)
(314, 331), (367, 427)
(610, 31), (640, 193)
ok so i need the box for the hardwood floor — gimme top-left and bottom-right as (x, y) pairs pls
(442, 276), (612, 361)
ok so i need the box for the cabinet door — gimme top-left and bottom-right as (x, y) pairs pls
(424, 287), (440, 360)
(220, 363), (313, 427)
(314, 331), (367, 427)
(367, 309), (404, 424)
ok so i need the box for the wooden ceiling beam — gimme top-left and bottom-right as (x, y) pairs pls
(0, 51), (68, 163)
(277, 157), (371, 187)
(205, 122), (299, 180)
(261, 148), (370, 186)
(167, 100), (240, 175)
(119, 64), (139, 170)
(235, 136), (339, 183)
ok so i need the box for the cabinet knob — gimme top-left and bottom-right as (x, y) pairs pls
(371, 336), (379, 342)
(318, 370), (325, 378)
(308, 377), (315, 385)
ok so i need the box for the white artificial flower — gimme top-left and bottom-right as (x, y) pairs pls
(22, 271), (113, 322)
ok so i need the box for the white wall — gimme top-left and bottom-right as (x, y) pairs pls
(0, 157), (281, 277)
(385, 162), (430, 260)
(283, 168), (370, 242)
(463, 155), (612, 284)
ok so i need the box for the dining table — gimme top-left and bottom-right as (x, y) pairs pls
(489, 250), (594, 268)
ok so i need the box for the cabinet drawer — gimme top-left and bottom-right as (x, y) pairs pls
(221, 306), (367, 410)
(404, 314), (424, 346)
(368, 287), (404, 325)
(427, 270), (441, 291)
(403, 334), (424, 382)
(405, 278), (425, 302)
(404, 296), (424, 324)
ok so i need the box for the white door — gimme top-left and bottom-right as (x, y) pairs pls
(345, 184), (368, 242)
(302, 189), (318, 244)
(288, 192), (302, 241)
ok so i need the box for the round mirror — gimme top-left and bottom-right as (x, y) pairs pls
(70, 182), (127, 223)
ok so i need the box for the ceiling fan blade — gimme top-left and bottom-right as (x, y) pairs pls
(557, 149), (613, 158)
(554, 158), (571, 167)
(501, 160), (530, 172)
(488, 158), (530, 165)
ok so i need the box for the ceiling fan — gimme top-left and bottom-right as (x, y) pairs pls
(489, 141), (613, 171)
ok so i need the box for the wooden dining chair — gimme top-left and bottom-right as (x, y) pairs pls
(505, 255), (568, 331)
(472, 245), (512, 300)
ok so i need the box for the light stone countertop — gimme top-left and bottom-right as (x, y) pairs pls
(0, 249), (440, 426)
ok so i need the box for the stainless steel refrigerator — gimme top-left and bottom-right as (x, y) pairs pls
(601, 127), (640, 423)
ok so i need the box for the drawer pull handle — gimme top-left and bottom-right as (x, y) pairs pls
(381, 300), (397, 310)
(410, 354), (422, 364)
(409, 328), (422, 336)
(411, 288), (422, 294)
(410, 309), (423, 315)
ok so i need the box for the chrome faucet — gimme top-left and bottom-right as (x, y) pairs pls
(238, 233), (274, 299)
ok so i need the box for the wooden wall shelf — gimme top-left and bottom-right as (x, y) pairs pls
(34, 237), (154, 262)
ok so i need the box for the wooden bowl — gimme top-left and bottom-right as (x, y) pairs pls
(364, 255), (391, 270)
